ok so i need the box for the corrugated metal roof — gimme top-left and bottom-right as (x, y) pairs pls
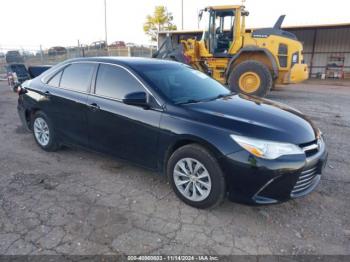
(158, 22), (350, 35)
(284, 22), (350, 30)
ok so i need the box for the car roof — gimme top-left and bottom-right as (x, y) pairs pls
(40, 57), (182, 83)
(66, 56), (180, 68)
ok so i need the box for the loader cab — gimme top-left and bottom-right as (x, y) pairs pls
(201, 8), (235, 56)
(200, 6), (248, 57)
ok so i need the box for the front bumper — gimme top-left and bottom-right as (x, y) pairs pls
(219, 138), (328, 205)
(284, 63), (309, 84)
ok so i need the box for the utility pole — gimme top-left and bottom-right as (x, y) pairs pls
(181, 0), (184, 30)
(197, 9), (200, 29)
(104, 0), (108, 45)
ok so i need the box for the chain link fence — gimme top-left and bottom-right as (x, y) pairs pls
(0, 45), (156, 76)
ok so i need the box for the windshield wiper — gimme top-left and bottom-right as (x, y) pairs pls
(206, 93), (232, 101)
(175, 93), (233, 105)
(175, 99), (202, 105)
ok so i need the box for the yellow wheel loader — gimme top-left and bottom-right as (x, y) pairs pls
(153, 5), (309, 97)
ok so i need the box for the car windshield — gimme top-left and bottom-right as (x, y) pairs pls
(134, 63), (230, 104)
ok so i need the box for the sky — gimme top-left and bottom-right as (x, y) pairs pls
(0, 0), (349, 51)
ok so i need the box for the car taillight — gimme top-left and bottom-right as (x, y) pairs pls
(16, 85), (27, 95)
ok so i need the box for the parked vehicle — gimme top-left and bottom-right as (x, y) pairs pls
(5, 50), (24, 63)
(89, 41), (107, 50)
(17, 57), (327, 208)
(110, 41), (126, 48)
(126, 42), (136, 48)
(7, 64), (51, 90)
(22, 51), (35, 58)
(48, 46), (67, 56)
(27, 65), (52, 78)
(6, 64), (30, 86)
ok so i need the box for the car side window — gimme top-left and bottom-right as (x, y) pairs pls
(60, 63), (95, 92)
(95, 64), (144, 100)
(47, 71), (62, 87)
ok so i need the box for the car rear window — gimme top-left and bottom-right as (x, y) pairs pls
(60, 63), (95, 93)
(95, 64), (144, 100)
(47, 71), (63, 87)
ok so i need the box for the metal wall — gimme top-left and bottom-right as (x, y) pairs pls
(288, 26), (350, 77)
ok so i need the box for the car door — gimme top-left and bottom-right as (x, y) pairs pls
(42, 62), (96, 147)
(86, 63), (162, 169)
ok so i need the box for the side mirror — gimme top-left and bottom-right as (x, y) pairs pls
(123, 91), (148, 108)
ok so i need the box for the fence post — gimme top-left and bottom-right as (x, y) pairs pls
(40, 45), (44, 63)
(78, 40), (81, 57)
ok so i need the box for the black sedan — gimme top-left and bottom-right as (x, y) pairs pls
(17, 57), (328, 208)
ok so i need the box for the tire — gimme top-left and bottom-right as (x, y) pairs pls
(270, 82), (277, 90)
(167, 144), (226, 209)
(31, 111), (60, 152)
(228, 60), (273, 97)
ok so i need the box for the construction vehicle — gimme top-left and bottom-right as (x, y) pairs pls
(153, 5), (308, 97)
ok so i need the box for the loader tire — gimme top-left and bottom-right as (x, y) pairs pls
(228, 60), (272, 97)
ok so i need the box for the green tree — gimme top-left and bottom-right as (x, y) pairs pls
(143, 6), (177, 42)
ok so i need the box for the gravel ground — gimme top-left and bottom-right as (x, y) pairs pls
(0, 81), (349, 255)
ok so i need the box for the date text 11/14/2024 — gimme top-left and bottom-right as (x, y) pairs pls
(127, 255), (219, 261)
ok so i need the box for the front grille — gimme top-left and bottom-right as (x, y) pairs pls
(291, 166), (318, 197)
(300, 139), (319, 157)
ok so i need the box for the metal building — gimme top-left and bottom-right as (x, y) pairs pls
(287, 23), (350, 79)
(158, 23), (350, 80)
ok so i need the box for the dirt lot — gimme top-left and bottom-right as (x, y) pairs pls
(0, 81), (349, 255)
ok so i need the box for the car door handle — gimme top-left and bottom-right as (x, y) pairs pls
(89, 103), (100, 111)
(44, 91), (51, 97)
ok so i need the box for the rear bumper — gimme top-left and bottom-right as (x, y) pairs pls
(17, 102), (31, 131)
(219, 138), (328, 205)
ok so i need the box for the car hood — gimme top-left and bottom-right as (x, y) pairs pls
(183, 94), (317, 145)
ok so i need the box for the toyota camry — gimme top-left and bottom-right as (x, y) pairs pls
(17, 57), (328, 208)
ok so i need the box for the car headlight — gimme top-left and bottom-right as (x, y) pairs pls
(230, 134), (304, 160)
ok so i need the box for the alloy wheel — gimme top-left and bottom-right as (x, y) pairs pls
(173, 158), (212, 202)
(33, 117), (50, 146)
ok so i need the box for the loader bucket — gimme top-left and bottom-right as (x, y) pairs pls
(152, 36), (188, 64)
